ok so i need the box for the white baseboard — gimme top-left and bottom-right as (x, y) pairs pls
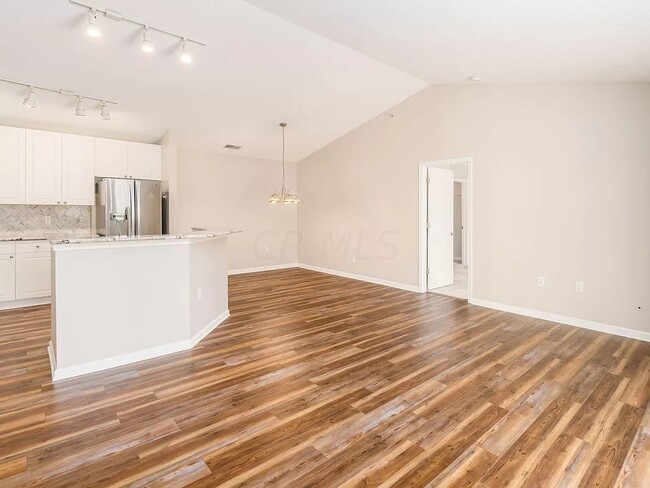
(229, 263), (298, 275)
(470, 298), (650, 343)
(50, 310), (230, 382)
(298, 263), (421, 293)
(0, 297), (50, 311)
(190, 310), (230, 347)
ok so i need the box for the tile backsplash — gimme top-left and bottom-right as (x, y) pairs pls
(0, 205), (91, 235)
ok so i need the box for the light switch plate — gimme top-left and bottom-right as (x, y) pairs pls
(576, 281), (584, 293)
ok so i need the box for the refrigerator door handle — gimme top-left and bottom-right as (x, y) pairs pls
(130, 182), (136, 236)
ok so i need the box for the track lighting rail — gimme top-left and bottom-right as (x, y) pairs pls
(0, 77), (117, 105)
(69, 0), (206, 47)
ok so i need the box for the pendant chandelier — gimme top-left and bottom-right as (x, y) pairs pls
(269, 122), (300, 204)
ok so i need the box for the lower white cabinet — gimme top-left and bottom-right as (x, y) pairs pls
(15, 253), (51, 300)
(0, 253), (16, 302)
(0, 241), (51, 305)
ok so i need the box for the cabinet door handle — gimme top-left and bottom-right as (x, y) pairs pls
(35, 245), (40, 248)
(9, 255), (13, 259)
(64, 201), (67, 204)
(57, 201), (60, 204)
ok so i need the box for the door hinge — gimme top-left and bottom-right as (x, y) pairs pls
(426, 176), (430, 184)
(426, 222), (430, 229)
(426, 268), (430, 274)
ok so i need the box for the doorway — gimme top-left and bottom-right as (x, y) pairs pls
(418, 158), (473, 299)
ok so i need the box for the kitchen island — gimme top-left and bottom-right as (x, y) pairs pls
(48, 229), (241, 381)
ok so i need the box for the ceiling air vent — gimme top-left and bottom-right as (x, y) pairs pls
(224, 144), (241, 150)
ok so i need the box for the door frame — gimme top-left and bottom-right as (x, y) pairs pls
(418, 157), (474, 299)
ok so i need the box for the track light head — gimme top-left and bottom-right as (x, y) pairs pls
(179, 39), (192, 64)
(75, 97), (86, 117)
(86, 10), (101, 38)
(141, 27), (154, 53)
(22, 87), (37, 109)
(100, 101), (111, 120)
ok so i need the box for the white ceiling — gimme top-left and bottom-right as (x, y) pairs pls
(0, 0), (426, 161)
(245, 0), (650, 84)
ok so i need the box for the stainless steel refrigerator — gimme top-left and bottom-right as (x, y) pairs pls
(95, 178), (162, 237)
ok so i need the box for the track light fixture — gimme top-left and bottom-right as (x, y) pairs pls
(23, 86), (37, 109)
(70, 1), (205, 64)
(100, 101), (111, 120)
(179, 39), (192, 64)
(141, 26), (154, 53)
(75, 97), (86, 117)
(86, 9), (101, 38)
(1, 78), (117, 121)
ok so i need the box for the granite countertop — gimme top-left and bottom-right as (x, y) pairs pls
(0, 232), (98, 242)
(49, 229), (243, 245)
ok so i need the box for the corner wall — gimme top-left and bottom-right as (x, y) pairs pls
(297, 83), (650, 334)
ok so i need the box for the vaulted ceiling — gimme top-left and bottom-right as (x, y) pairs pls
(1, 1), (647, 161)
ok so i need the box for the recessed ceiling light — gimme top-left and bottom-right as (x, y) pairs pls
(86, 10), (101, 38)
(468, 76), (481, 82)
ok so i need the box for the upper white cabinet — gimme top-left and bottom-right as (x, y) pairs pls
(0, 126), (26, 204)
(62, 134), (95, 205)
(127, 142), (161, 180)
(26, 130), (62, 205)
(94, 137), (128, 179)
(95, 139), (161, 181)
(1, 126), (161, 207)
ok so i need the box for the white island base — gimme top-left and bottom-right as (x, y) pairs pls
(49, 233), (234, 381)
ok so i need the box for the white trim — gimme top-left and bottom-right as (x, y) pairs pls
(47, 340), (56, 376)
(50, 311), (230, 381)
(0, 297), (50, 311)
(190, 310), (230, 347)
(419, 157), (474, 298)
(298, 263), (420, 293)
(228, 263), (298, 275)
(470, 298), (650, 343)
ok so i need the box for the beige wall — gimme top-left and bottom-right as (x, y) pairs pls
(298, 83), (650, 333)
(177, 149), (298, 271)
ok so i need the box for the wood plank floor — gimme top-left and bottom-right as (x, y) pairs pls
(1, 268), (649, 487)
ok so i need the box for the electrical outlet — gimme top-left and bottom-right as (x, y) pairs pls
(197, 288), (202, 301)
(264, 246), (270, 253)
(537, 277), (545, 287)
(575, 281), (584, 293)
(45, 216), (52, 225)
(352, 256), (356, 263)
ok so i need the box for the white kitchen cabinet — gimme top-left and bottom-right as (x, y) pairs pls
(94, 137), (128, 178)
(15, 252), (51, 300)
(0, 253), (16, 302)
(127, 141), (161, 180)
(62, 134), (95, 205)
(26, 129), (62, 205)
(0, 126), (26, 204)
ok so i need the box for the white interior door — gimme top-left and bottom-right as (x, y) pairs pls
(427, 167), (454, 289)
